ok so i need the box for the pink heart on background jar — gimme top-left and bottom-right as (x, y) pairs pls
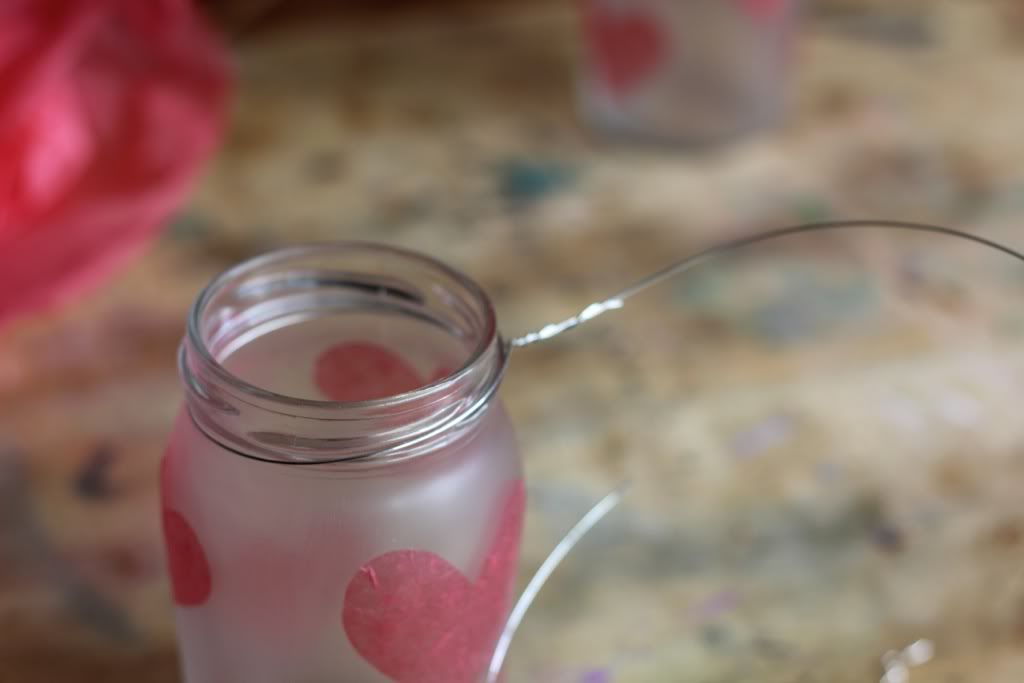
(580, 0), (667, 97)
(343, 480), (525, 683)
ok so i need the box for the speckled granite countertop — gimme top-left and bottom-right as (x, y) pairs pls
(4, 1), (1024, 681)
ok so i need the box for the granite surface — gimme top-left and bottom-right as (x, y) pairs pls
(4, 1), (1024, 681)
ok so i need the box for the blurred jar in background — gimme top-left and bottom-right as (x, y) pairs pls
(577, 0), (798, 146)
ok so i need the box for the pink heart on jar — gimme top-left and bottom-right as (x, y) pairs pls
(314, 341), (425, 402)
(580, 0), (666, 96)
(160, 453), (212, 607)
(342, 480), (525, 683)
(162, 508), (211, 606)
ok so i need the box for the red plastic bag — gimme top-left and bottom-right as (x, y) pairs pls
(0, 0), (230, 327)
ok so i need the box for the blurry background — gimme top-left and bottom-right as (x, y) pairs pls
(4, 0), (1024, 681)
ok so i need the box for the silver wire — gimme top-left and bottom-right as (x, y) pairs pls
(486, 483), (629, 683)
(495, 219), (1004, 680)
(881, 638), (935, 682)
(510, 219), (1024, 349)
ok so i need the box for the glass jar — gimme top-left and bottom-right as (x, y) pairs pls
(577, 0), (798, 145)
(160, 244), (524, 683)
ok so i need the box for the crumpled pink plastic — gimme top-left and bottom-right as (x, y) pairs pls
(0, 0), (229, 327)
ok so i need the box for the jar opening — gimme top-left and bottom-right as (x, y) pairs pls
(181, 243), (506, 465)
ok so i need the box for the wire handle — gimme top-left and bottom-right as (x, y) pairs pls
(486, 483), (629, 683)
(510, 220), (1024, 349)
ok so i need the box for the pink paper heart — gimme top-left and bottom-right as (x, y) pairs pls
(160, 452), (212, 607)
(343, 481), (525, 683)
(581, 0), (666, 96)
(314, 341), (425, 402)
(162, 508), (212, 606)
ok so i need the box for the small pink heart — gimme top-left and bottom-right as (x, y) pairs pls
(162, 508), (212, 606)
(343, 481), (525, 683)
(160, 452), (212, 607)
(314, 341), (424, 402)
(581, 0), (666, 96)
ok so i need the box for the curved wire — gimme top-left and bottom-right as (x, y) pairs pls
(491, 220), (1010, 679)
(486, 484), (629, 683)
(510, 219), (1024, 348)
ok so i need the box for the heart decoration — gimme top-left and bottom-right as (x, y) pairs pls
(315, 341), (426, 402)
(162, 508), (212, 606)
(343, 480), (526, 683)
(580, 0), (666, 97)
(160, 453), (212, 607)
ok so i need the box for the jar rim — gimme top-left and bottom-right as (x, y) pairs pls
(180, 241), (508, 465)
(186, 241), (502, 411)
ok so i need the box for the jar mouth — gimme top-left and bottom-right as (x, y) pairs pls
(180, 242), (507, 464)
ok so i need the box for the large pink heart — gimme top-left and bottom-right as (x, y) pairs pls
(343, 481), (525, 683)
(580, 0), (666, 97)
